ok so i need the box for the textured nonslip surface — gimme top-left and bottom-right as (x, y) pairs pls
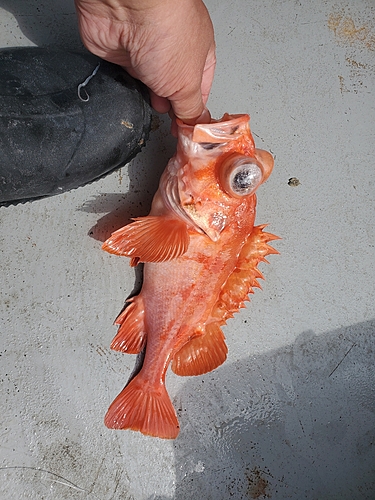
(1, 0), (374, 499)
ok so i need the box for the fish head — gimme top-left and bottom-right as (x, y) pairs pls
(175, 114), (274, 241)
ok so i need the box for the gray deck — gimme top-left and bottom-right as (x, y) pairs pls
(1, 1), (374, 498)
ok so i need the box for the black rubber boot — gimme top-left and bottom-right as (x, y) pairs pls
(0, 47), (152, 205)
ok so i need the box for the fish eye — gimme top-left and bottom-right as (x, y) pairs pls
(220, 154), (263, 197)
(231, 164), (262, 194)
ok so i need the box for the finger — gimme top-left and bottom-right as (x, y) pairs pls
(169, 75), (205, 124)
(171, 95), (205, 124)
(149, 91), (171, 114)
(171, 48), (216, 122)
(183, 107), (211, 126)
(168, 110), (178, 138)
(201, 51), (216, 105)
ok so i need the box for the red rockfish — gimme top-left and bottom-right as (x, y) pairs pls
(102, 114), (279, 439)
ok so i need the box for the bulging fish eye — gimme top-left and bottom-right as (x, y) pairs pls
(220, 154), (263, 197)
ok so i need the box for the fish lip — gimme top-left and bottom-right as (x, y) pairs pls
(176, 119), (194, 129)
(176, 114), (252, 145)
(176, 113), (249, 129)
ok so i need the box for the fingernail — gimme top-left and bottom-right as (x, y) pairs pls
(181, 107), (211, 126)
(195, 107), (211, 124)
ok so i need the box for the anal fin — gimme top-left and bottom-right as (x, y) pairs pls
(172, 323), (228, 376)
(111, 296), (146, 354)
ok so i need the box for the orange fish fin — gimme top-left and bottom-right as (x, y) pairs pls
(213, 224), (280, 321)
(102, 216), (189, 263)
(110, 296), (146, 354)
(104, 376), (180, 439)
(172, 323), (228, 376)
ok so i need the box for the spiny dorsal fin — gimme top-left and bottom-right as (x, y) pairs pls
(213, 225), (280, 322)
(102, 216), (189, 264)
(172, 323), (228, 376)
(111, 296), (146, 354)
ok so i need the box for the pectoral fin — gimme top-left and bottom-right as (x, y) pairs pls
(102, 216), (189, 264)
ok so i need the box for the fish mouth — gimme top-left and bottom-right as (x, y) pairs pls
(177, 113), (251, 145)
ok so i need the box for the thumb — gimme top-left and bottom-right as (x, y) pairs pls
(182, 107), (211, 126)
(169, 107), (211, 137)
(170, 84), (206, 124)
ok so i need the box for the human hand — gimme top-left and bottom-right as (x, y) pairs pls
(74, 0), (216, 131)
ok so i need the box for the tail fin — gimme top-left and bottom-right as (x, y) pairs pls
(104, 376), (180, 439)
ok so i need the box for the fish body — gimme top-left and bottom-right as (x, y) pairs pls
(102, 114), (279, 439)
